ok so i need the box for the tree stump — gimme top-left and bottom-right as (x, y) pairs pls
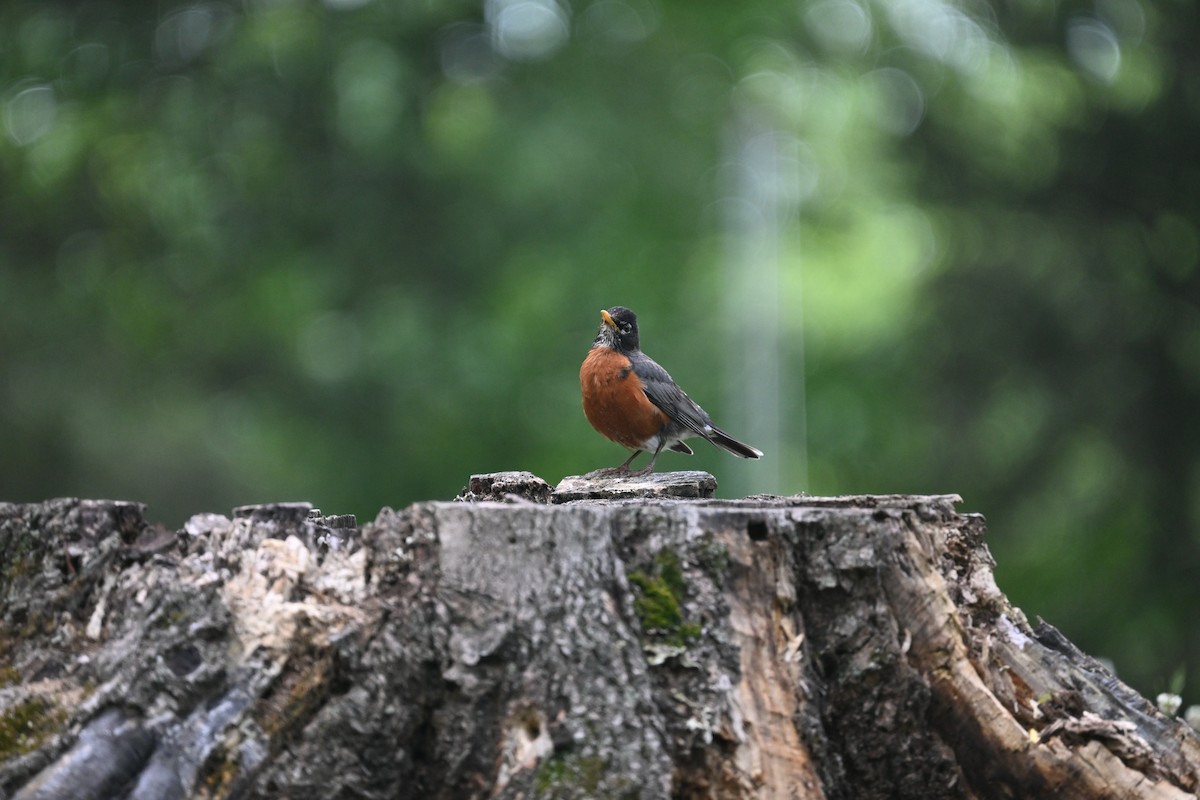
(1, 479), (1198, 799)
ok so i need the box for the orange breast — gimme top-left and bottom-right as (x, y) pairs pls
(580, 347), (670, 450)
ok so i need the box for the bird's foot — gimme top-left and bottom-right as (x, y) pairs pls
(583, 465), (632, 479)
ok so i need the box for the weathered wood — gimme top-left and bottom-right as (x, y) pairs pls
(458, 472), (553, 503)
(1, 487), (1198, 799)
(553, 470), (718, 501)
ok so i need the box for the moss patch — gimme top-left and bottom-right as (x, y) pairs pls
(0, 529), (41, 587)
(18, 610), (55, 641)
(155, 605), (189, 629)
(628, 550), (700, 647)
(0, 665), (21, 689)
(0, 698), (66, 760)
(534, 752), (606, 795)
(629, 571), (682, 630)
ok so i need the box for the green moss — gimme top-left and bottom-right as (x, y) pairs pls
(628, 550), (701, 647)
(18, 610), (53, 641)
(534, 753), (606, 795)
(0, 698), (65, 759)
(535, 754), (568, 791)
(154, 605), (188, 629)
(656, 550), (685, 602)
(0, 532), (38, 583)
(0, 665), (20, 689)
(628, 571), (683, 630)
(1, 555), (38, 584)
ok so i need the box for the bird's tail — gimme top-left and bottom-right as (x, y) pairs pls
(706, 427), (763, 459)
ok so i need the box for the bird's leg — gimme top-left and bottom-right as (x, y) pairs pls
(630, 441), (666, 476)
(585, 450), (642, 478)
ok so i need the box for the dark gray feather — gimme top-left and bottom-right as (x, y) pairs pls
(629, 353), (713, 436)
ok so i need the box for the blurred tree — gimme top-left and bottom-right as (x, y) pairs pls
(1, 0), (1197, 700)
(905, 0), (1200, 702)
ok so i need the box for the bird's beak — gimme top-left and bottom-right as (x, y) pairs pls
(600, 309), (617, 330)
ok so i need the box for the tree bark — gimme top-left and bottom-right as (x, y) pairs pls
(1, 476), (1198, 799)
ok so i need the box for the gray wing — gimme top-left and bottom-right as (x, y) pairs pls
(630, 353), (713, 436)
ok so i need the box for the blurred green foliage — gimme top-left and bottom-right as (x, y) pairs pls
(2, 0), (1198, 699)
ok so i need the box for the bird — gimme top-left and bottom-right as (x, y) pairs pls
(580, 306), (763, 474)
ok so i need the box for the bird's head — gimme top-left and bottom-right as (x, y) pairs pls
(595, 306), (640, 352)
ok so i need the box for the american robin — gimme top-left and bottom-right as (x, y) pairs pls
(580, 306), (763, 473)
